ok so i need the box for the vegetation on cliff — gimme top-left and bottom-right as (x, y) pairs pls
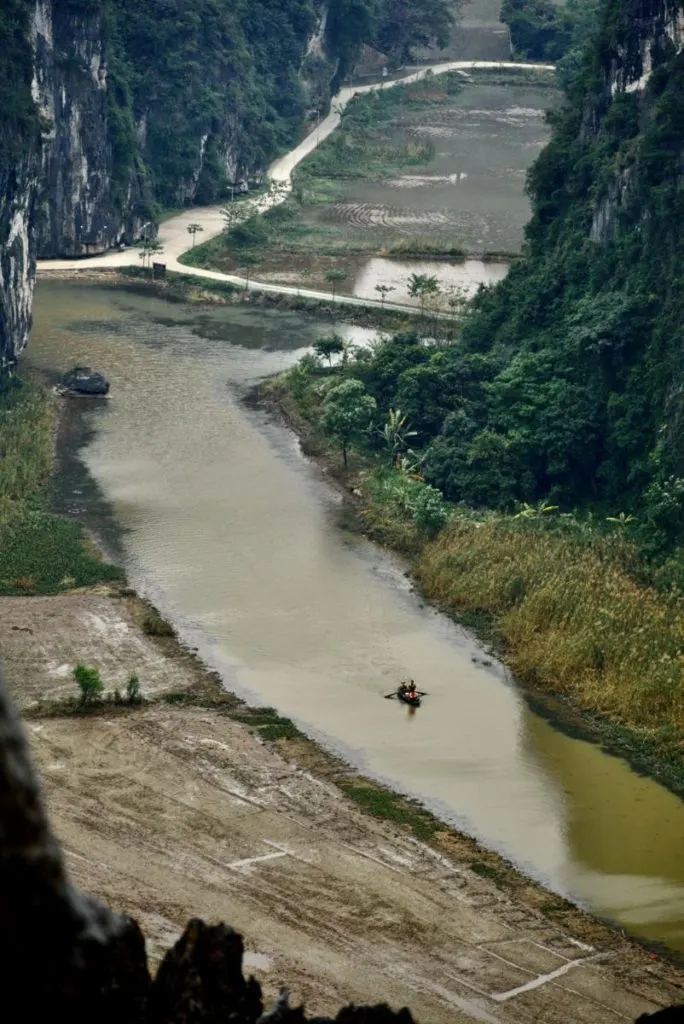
(0, 0), (41, 144)
(501, 0), (600, 73)
(59, 0), (453, 217)
(456, 0), (684, 560)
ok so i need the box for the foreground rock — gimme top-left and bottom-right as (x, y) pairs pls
(60, 366), (110, 396)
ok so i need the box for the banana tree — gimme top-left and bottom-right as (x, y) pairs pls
(379, 408), (417, 466)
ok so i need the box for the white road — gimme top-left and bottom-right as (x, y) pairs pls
(37, 61), (554, 312)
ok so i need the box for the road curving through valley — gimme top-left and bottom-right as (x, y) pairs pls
(37, 60), (554, 312)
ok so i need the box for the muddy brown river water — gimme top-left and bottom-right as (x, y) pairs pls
(28, 281), (684, 955)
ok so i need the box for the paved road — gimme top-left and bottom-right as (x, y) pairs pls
(37, 61), (554, 313)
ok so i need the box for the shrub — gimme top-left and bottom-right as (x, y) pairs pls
(126, 673), (141, 704)
(406, 483), (450, 536)
(73, 664), (104, 705)
(142, 612), (174, 637)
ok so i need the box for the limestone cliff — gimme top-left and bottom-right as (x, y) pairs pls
(32, 1), (146, 257)
(0, 148), (38, 375)
(0, 0), (41, 372)
(31, 0), (335, 258)
(0, 0), (336, 367)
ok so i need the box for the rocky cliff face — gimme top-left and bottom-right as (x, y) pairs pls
(0, 148), (39, 375)
(588, 0), (684, 242)
(32, 1), (146, 258)
(0, 0), (41, 373)
(31, 0), (333, 258)
(0, 0), (334, 367)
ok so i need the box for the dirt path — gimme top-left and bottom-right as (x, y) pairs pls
(4, 589), (684, 1022)
(36, 61), (553, 313)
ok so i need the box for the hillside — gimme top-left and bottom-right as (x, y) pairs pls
(415, 0), (684, 552)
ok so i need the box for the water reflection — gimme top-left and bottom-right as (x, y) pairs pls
(524, 714), (684, 944)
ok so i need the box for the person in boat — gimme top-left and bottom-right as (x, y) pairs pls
(398, 680), (418, 700)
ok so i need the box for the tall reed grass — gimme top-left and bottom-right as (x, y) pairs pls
(418, 517), (684, 732)
(0, 378), (122, 594)
(0, 378), (53, 513)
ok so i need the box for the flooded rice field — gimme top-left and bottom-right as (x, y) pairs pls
(353, 257), (509, 302)
(27, 281), (684, 954)
(314, 82), (555, 257)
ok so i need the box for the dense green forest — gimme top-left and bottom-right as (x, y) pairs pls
(450, 0), (684, 553)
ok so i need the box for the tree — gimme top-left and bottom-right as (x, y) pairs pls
(375, 283), (396, 308)
(221, 201), (247, 235)
(238, 251), (259, 291)
(375, 0), (455, 63)
(187, 223), (203, 248)
(407, 273), (440, 318)
(126, 673), (141, 704)
(321, 378), (377, 468)
(73, 664), (103, 705)
(138, 240), (164, 276)
(138, 245), (151, 273)
(379, 408), (417, 465)
(313, 334), (345, 367)
(324, 268), (348, 306)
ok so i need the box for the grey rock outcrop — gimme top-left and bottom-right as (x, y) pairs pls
(0, 145), (38, 375)
(61, 366), (110, 395)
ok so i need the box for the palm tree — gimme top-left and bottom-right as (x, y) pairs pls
(407, 273), (440, 319)
(374, 283), (396, 308)
(187, 223), (203, 248)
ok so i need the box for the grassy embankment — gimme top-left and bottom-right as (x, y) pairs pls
(0, 376), (122, 595)
(180, 70), (544, 290)
(269, 361), (684, 796)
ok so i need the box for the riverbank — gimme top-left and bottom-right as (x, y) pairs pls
(5, 373), (684, 1017)
(263, 366), (684, 803)
(38, 266), (430, 333)
(10, 582), (684, 1020)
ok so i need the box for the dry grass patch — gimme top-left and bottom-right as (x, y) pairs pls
(418, 518), (684, 732)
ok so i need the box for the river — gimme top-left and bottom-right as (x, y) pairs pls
(28, 280), (684, 955)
